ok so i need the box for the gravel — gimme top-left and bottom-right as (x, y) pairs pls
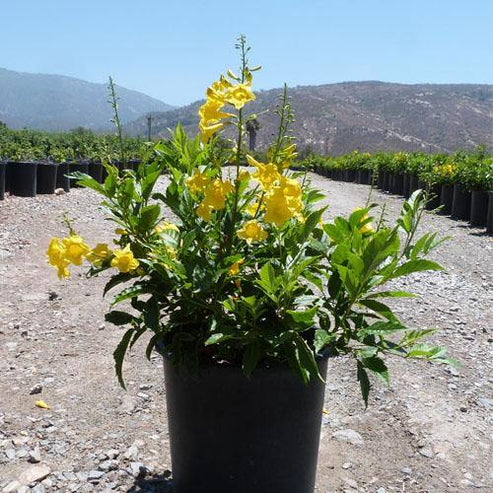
(0, 174), (492, 492)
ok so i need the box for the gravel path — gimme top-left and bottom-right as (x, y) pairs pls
(0, 173), (492, 492)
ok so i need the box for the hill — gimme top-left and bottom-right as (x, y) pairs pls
(126, 81), (493, 153)
(0, 68), (174, 131)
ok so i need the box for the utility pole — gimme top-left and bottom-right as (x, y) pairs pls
(147, 114), (152, 141)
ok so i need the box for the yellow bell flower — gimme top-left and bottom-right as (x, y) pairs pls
(196, 202), (213, 222)
(245, 200), (264, 217)
(199, 120), (225, 143)
(263, 187), (294, 226)
(186, 171), (211, 194)
(224, 83), (256, 110)
(237, 220), (268, 243)
(86, 243), (113, 266)
(201, 179), (234, 211)
(247, 155), (281, 191)
(354, 208), (374, 234)
(61, 235), (90, 266)
(154, 221), (180, 234)
(198, 98), (233, 124)
(228, 258), (245, 275)
(111, 245), (140, 273)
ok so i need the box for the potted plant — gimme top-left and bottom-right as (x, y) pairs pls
(47, 38), (455, 493)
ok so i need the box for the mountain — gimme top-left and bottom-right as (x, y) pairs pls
(0, 68), (174, 131)
(126, 82), (493, 153)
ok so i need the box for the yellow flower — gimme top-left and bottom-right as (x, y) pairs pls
(155, 221), (180, 234)
(280, 176), (303, 214)
(237, 169), (250, 182)
(111, 245), (140, 273)
(196, 202), (213, 222)
(61, 235), (90, 266)
(198, 98), (233, 124)
(354, 208), (374, 234)
(247, 155), (281, 191)
(199, 120), (225, 143)
(114, 228), (127, 235)
(47, 237), (71, 280)
(224, 83), (256, 110)
(228, 258), (245, 275)
(263, 187), (294, 226)
(186, 171), (211, 194)
(86, 243), (112, 266)
(245, 200), (264, 217)
(237, 220), (268, 244)
(201, 179), (234, 211)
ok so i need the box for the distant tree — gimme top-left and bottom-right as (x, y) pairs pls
(246, 118), (260, 151)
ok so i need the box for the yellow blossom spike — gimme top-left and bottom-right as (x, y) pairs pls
(224, 83), (256, 110)
(35, 400), (50, 410)
(111, 245), (140, 273)
(237, 220), (268, 244)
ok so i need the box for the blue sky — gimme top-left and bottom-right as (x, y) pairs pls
(1, 0), (492, 106)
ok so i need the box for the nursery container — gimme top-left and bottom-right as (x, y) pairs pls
(440, 184), (454, 215)
(451, 184), (472, 221)
(470, 190), (489, 227)
(56, 162), (71, 192)
(9, 162), (38, 197)
(486, 192), (493, 234)
(70, 162), (90, 188)
(36, 162), (58, 194)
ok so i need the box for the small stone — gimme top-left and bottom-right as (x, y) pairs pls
(342, 462), (352, 469)
(18, 464), (51, 484)
(16, 448), (28, 458)
(377, 488), (387, 493)
(31, 485), (45, 493)
(401, 467), (412, 475)
(98, 324), (105, 331)
(29, 446), (41, 463)
(54, 188), (66, 195)
(332, 429), (364, 445)
(129, 461), (146, 478)
(2, 481), (21, 493)
(464, 472), (473, 480)
(87, 469), (105, 481)
(124, 445), (139, 461)
(98, 459), (118, 471)
(139, 384), (153, 391)
(418, 447), (434, 458)
(105, 448), (119, 459)
(118, 395), (138, 414)
(5, 448), (16, 460)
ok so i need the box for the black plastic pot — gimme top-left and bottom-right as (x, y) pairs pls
(56, 162), (71, 192)
(470, 190), (489, 227)
(345, 169), (356, 182)
(402, 173), (411, 198)
(164, 354), (330, 493)
(408, 175), (419, 195)
(451, 184), (472, 221)
(425, 184), (441, 211)
(357, 169), (371, 185)
(9, 162), (38, 197)
(486, 192), (493, 235)
(89, 161), (103, 183)
(36, 162), (58, 194)
(440, 184), (454, 215)
(377, 170), (385, 189)
(332, 169), (341, 181)
(0, 162), (6, 200)
(391, 173), (404, 195)
(69, 162), (89, 188)
(383, 172), (392, 192)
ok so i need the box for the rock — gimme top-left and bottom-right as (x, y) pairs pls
(342, 462), (352, 469)
(418, 447), (434, 458)
(98, 459), (118, 471)
(118, 395), (138, 414)
(5, 448), (16, 460)
(2, 481), (21, 493)
(31, 485), (45, 493)
(16, 448), (28, 458)
(478, 397), (493, 410)
(377, 488), (387, 493)
(29, 446), (41, 463)
(401, 467), (412, 475)
(128, 461), (146, 478)
(54, 188), (66, 195)
(18, 464), (51, 485)
(139, 384), (153, 391)
(124, 445), (139, 461)
(105, 448), (119, 459)
(332, 429), (364, 445)
(87, 469), (105, 481)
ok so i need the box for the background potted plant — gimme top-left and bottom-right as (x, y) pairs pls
(47, 37), (455, 493)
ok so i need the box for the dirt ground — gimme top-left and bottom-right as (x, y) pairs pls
(0, 173), (492, 492)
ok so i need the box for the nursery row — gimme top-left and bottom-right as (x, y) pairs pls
(0, 159), (141, 200)
(0, 123), (146, 163)
(301, 149), (493, 192)
(308, 156), (493, 234)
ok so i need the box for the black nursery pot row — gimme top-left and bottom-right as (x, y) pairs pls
(313, 166), (493, 235)
(0, 160), (142, 200)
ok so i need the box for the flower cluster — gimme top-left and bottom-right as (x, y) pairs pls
(198, 71), (255, 143)
(47, 234), (139, 278)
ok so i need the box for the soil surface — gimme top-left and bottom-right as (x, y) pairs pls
(0, 174), (492, 492)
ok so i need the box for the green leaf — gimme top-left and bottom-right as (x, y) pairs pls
(362, 356), (389, 386)
(357, 360), (370, 408)
(242, 342), (261, 377)
(286, 306), (317, 328)
(139, 204), (161, 232)
(314, 328), (334, 353)
(113, 329), (134, 389)
(145, 332), (163, 360)
(390, 259), (443, 279)
(105, 310), (134, 326)
(143, 297), (160, 332)
(204, 333), (225, 346)
(358, 299), (398, 321)
(365, 291), (417, 299)
(111, 283), (150, 306)
(293, 334), (321, 383)
(103, 272), (133, 296)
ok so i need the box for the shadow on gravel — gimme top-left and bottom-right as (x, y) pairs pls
(127, 474), (173, 492)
